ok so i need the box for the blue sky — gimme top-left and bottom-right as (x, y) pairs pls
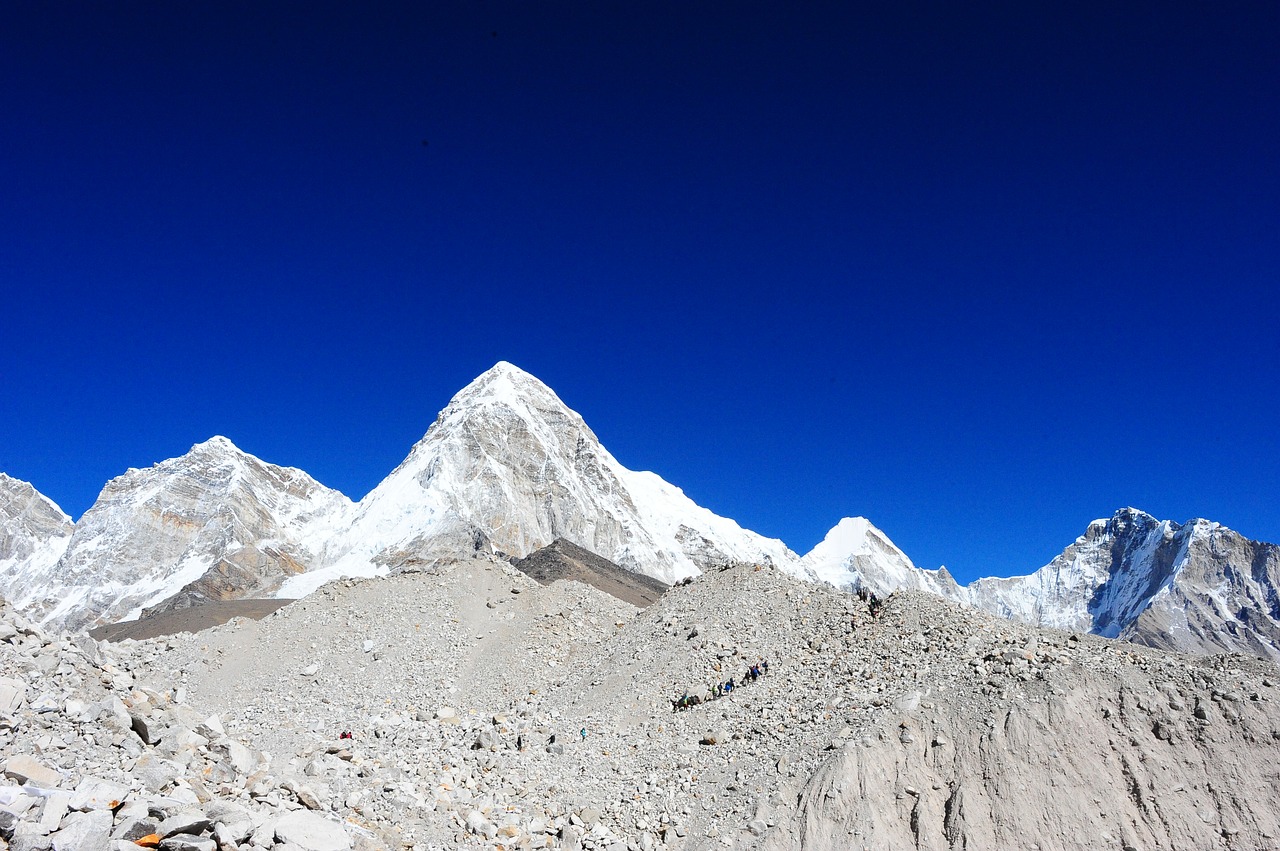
(3, 2), (1277, 584)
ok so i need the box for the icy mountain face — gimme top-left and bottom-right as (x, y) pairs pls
(16, 437), (352, 631)
(291, 362), (799, 595)
(799, 516), (962, 600)
(966, 508), (1280, 661)
(1121, 519), (1280, 660)
(0, 473), (73, 593)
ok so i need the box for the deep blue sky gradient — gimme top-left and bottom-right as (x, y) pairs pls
(3, 2), (1277, 582)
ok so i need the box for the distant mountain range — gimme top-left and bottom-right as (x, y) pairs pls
(2, 362), (1277, 660)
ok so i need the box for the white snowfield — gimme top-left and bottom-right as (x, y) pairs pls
(1, 363), (1278, 661)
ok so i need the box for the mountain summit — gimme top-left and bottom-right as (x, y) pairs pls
(6, 437), (350, 630)
(291, 361), (800, 596)
(3, 364), (1279, 665)
(966, 507), (1280, 661)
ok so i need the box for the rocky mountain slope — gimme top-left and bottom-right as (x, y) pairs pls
(295, 362), (800, 595)
(967, 508), (1280, 662)
(512, 538), (670, 607)
(3, 364), (1280, 664)
(0, 474), (74, 591)
(4, 438), (351, 632)
(0, 595), (374, 851)
(8, 558), (1278, 851)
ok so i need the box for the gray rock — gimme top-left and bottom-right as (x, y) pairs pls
(39, 792), (72, 833)
(130, 713), (164, 746)
(156, 811), (212, 839)
(158, 834), (216, 851)
(463, 810), (496, 840)
(50, 809), (112, 851)
(109, 818), (159, 843)
(68, 777), (131, 812)
(10, 823), (54, 851)
(273, 811), (349, 851)
(0, 810), (19, 841)
(4, 755), (63, 788)
(132, 754), (181, 793)
(212, 739), (258, 775)
(0, 676), (28, 713)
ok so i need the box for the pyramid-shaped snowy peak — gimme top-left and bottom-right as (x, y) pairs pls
(799, 516), (961, 599)
(296, 362), (801, 594)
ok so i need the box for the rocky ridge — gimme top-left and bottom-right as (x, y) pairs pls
(3, 365), (1280, 663)
(4, 439), (351, 632)
(512, 539), (670, 608)
(0, 595), (372, 851)
(22, 557), (1277, 851)
(967, 508), (1280, 662)
(0, 475), (73, 597)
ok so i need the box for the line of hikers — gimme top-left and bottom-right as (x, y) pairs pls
(857, 586), (887, 618)
(672, 660), (770, 711)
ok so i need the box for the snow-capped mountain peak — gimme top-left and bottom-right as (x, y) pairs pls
(289, 362), (799, 595)
(0, 474), (74, 598)
(9, 437), (352, 630)
(800, 516), (960, 599)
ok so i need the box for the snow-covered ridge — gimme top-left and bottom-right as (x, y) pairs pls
(1, 437), (352, 630)
(2, 363), (1278, 662)
(962, 507), (1280, 661)
(287, 361), (800, 595)
(799, 516), (960, 599)
(0, 472), (74, 598)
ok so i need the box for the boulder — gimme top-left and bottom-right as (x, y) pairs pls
(273, 811), (350, 851)
(158, 835), (215, 851)
(131, 755), (181, 793)
(0, 810), (18, 841)
(68, 777), (130, 812)
(50, 809), (112, 851)
(212, 739), (258, 775)
(109, 818), (159, 843)
(130, 713), (163, 746)
(464, 810), (497, 840)
(156, 811), (212, 839)
(4, 755), (63, 788)
(11, 823), (55, 851)
(0, 677), (28, 713)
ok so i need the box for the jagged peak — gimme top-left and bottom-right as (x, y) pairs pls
(420, 362), (592, 449)
(0, 472), (71, 522)
(1086, 507), (1161, 537)
(1113, 506), (1157, 522)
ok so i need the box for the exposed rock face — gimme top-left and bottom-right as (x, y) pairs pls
(512, 537), (670, 607)
(1122, 519), (1280, 659)
(0, 473), (73, 593)
(290, 362), (800, 596)
(967, 508), (1280, 662)
(15, 438), (351, 631)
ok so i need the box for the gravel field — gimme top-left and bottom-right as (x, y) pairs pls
(5, 557), (1280, 850)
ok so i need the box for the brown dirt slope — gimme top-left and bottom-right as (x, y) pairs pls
(511, 537), (669, 606)
(88, 597), (293, 642)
